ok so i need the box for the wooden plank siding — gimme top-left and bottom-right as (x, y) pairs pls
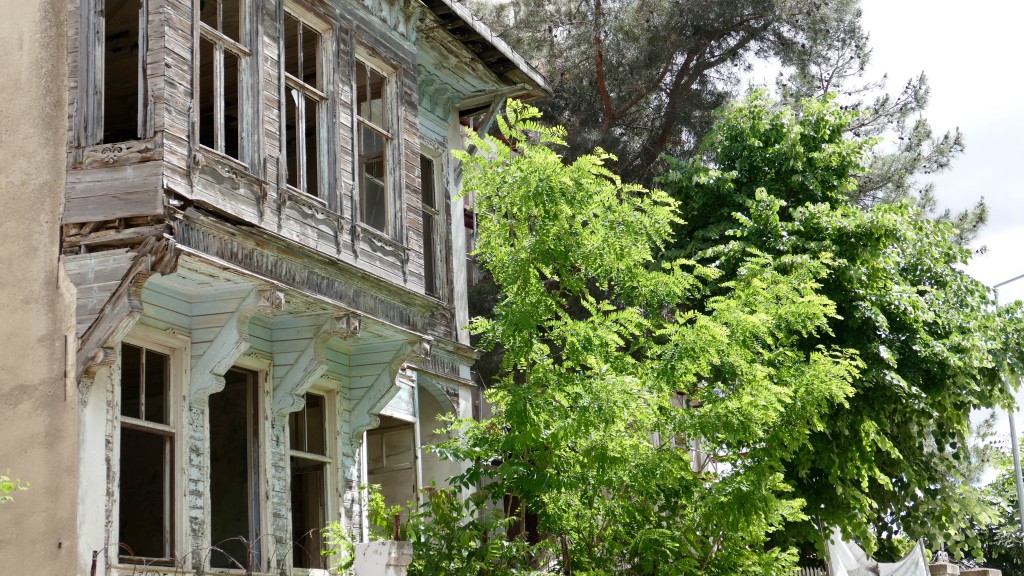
(61, 0), (545, 350)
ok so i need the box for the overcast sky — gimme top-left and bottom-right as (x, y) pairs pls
(859, 0), (1024, 302)
(859, 0), (1024, 439)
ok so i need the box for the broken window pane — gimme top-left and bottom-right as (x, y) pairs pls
(209, 368), (261, 570)
(200, 0), (240, 42)
(357, 59), (391, 232)
(282, 14), (323, 196)
(360, 125), (387, 231)
(304, 93), (319, 196)
(198, 37), (215, 150)
(356, 61), (386, 128)
(289, 392), (328, 569)
(223, 49), (241, 159)
(103, 0), (141, 143)
(198, 0), (246, 160)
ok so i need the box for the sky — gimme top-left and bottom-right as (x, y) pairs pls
(858, 0), (1024, 301)
(856, 0), (1024, 439)
(747, 1), (1024, 440)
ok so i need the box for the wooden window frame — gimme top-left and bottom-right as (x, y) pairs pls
(195, 0), (252, 163)
(288, 387), (336, 571)
(354, 54), (398, 237)
(79, 0), (153, 146)
(419, 150), (448, 300)
(207, 364), (267, 572)
(114, 328), (188, 568)
(281, 6), (329, 200)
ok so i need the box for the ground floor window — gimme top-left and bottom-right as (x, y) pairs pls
(209, 367), (262, 570)
(289, 391), (332, 568)
(118, 342), (175, 563)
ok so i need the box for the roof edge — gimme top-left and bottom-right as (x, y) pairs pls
(420, 0), (552, 97)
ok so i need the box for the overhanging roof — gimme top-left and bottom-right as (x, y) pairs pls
(419, 0), (552, 96)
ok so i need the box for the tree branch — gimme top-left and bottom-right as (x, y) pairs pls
(592, 0), (615, 133)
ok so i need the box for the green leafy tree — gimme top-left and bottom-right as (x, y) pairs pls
(425, 100), (864, 575)
(470, 0), (977, 239)
(473, 0), (850, 184)
(659, 91), (1024, 558)
(967, 451), (1024, 572)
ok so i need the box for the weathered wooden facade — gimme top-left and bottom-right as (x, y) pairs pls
(60, 0), (548, 573)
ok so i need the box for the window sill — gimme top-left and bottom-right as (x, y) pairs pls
(353, 222), (407, 263)
(196, 145), (254, 177)
(74, 137), (160, 169)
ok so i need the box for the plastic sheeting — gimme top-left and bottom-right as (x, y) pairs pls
(827, 528), (929, 576)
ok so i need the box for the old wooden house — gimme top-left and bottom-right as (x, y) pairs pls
(0, 0), (547, 573)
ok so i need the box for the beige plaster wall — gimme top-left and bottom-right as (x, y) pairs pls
(0, 0), (77, 573)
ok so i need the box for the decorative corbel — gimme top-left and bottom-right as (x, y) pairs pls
(190, 288), (285, 405)
(75, 237), (178, 382)
(79, 346), (117, 407)
(350, 336), (432, 436)
(272, 313), (361, 416)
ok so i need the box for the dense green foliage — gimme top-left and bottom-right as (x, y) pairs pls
(969, 453), (1024, 572)
(659, 91), (1024, 558)
(423, 100), (868, 574)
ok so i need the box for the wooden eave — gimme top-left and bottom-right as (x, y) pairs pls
(419, 0), (551, 97)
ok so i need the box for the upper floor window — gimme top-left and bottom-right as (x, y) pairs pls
(80, 0), (150, 146)
(420, 154), (443, 298)
(356, 58), (393, 234)
(103, 0), (145, 143)
(198, 0), (249, 160)
(118, 341), (176, 565)
(283, 10), (326, 198)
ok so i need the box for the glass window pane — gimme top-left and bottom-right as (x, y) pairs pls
(119, 429), (169, 560)
(121, 344), (142, 418)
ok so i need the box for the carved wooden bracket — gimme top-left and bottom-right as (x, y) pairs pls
(79, 346), (117, 407)
(76, 237), (179, 383)
(350, 336), (432, 436)
(190, 287), (285, 405)
(272, 313), (361, 416)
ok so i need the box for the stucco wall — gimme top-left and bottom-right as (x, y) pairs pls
(0, 0), (77, 573)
